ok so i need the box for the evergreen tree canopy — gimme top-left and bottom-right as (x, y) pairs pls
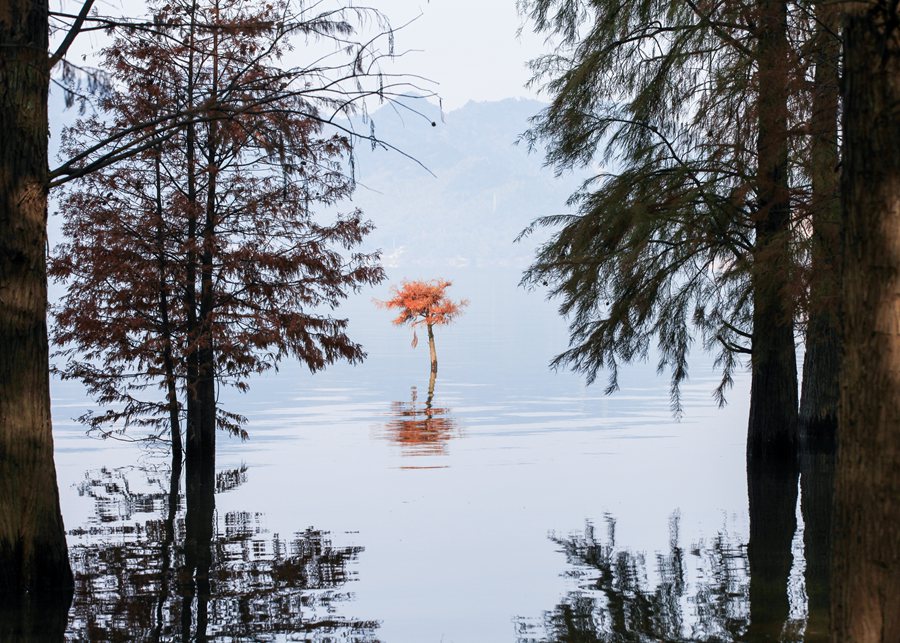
(519, 0), (817, 413)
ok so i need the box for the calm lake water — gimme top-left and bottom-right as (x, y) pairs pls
(51, 268), (823, 641)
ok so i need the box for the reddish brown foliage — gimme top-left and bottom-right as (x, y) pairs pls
(378, 280), (466, 332)
(50, 0), (385, 439)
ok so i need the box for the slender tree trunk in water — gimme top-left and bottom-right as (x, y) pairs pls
(181, 443), (214, 642)
(183, 25), (216, 639)
(196, 21), (220, 472)
(799, 3), (842, 439)
(831, 4), (900, 640)
(746, 458), (799, 640)
(0, 0), (73, 598)
(748, 0), (798, 462)
(427, 323), (437, 374)
(427, 369), (437, 408)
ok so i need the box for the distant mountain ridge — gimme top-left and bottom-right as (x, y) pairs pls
(348, 97), (584, 271)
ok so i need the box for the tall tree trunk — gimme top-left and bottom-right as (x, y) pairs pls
(747, 0), (798, 462)
(0, 0), (73, 597)
(427, 323), (438, 374)
(799, 3), (842, 439)
(831, 3), (900, 640)
(196, 15), (220, 470)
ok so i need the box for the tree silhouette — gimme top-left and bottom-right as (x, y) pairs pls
(378, 280), (466, 375)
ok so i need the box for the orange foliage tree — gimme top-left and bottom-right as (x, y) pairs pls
(378, 280), (466, 374)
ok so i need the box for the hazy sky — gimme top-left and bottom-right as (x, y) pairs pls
(367, 1), (547, 109)
(54, 0), (547, 111)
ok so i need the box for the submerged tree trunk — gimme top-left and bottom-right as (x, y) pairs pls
(747, 0), (798, 462)
(799, 3), (842, 439)
(427, 323), (438, 374)
(746, 457), (799, 640)
(0, 0), (73, 597)
(800, 426), (835, 639)
(831, 3), (900, 640)
(427, 368), (437, 407)
(181, 440), (214, 642)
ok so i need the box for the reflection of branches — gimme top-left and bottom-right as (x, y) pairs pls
(516, 514), (752, 642)
(381, 384), (459, 457)
(66, 465), (378, 641)
(215, 465), (248, 494)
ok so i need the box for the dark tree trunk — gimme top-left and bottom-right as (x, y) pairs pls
(746, 457), (799, 640)
(0, 591), (71, 642)
(800, 426), (835, 640)
(181, 441), (214, 642)
(831, 3), (900, 640)
(0, 0), (73, 597)
(747, 0), (798, 463)
(196, 31), (219, 471)
(799, 3), (842, 440)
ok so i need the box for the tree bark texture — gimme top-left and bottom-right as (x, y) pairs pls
(748, 0), (799, 462)
(800, 2), (842, 439)
(0, 0), (73, 595)
(832, 3), (900, 641)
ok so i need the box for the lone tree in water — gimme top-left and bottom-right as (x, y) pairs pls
(379, 280), (466, 374)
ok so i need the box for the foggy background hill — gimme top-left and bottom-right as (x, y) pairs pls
(345, 97), (583, 272)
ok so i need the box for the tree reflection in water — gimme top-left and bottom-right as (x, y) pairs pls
(518, 449), (834, 642)
(516, 513), (755, 642)
(65, 463), (378, 641)
(381, 376), (459, 458)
